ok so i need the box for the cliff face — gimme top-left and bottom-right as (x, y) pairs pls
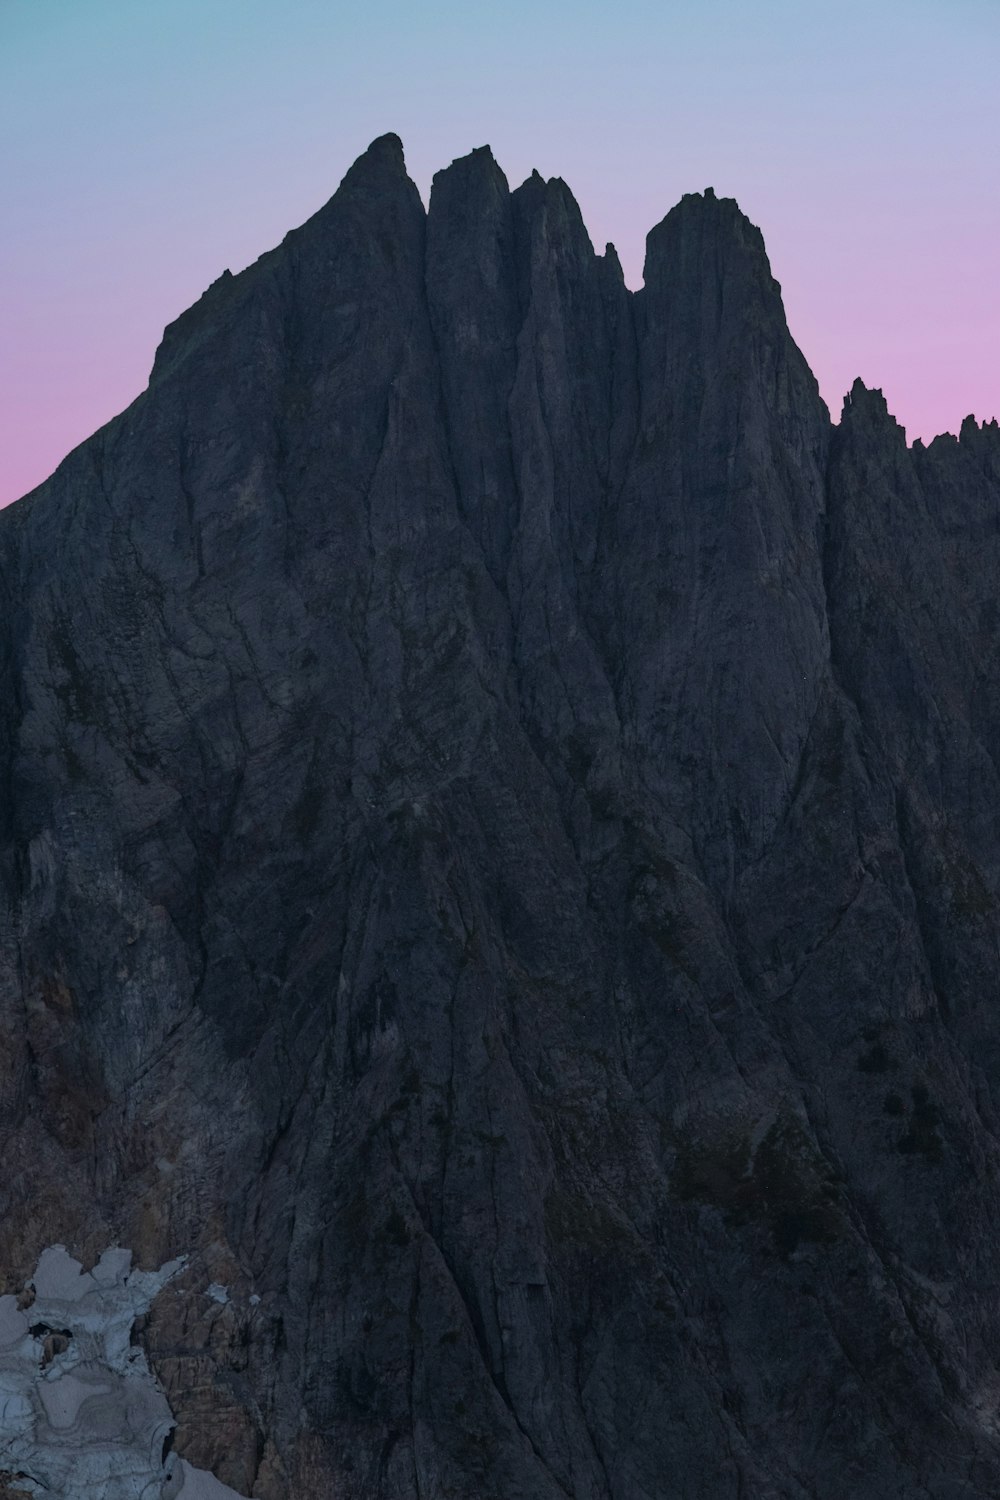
(2, 134), (1000, 1498)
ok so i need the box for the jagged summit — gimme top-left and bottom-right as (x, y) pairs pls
(2, 134), (1000, 1500)
(140, 135), (805, 417)
(840, 376), (999, 451)
(23, 134), (985, 488)
(839, 377), (905, 440)
(346, 129), (406, 171)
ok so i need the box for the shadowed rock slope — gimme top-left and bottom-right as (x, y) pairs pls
(2, 133), (1000, 1497)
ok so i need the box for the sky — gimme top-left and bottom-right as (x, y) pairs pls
(1, 0), (998, 506)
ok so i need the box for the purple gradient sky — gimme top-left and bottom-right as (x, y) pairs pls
(2, 0), (998, 506)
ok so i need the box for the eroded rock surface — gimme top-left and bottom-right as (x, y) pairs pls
(2, 135), (1000, 1496)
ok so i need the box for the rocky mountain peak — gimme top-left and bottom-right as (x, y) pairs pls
(1, 137), (999, 1500)
(341, 129), (407, 180)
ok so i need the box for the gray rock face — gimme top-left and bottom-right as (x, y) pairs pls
(2, 134), (1000, 1497)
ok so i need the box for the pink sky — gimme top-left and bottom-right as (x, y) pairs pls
(2, 0), (997, 506)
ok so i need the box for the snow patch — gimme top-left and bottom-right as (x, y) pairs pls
(0, 1245), (249, 1499)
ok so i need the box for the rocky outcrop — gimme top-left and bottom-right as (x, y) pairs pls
(1, 134), (1000, 1497)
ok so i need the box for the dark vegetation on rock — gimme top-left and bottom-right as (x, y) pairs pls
(2, 133), (1000, 1497)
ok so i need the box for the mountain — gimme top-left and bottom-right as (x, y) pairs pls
(1, 133), (1000, 1498)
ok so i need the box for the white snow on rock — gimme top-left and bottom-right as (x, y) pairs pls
(171, 1459), (251, 1498)
(0, 1245), (249, 1499)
